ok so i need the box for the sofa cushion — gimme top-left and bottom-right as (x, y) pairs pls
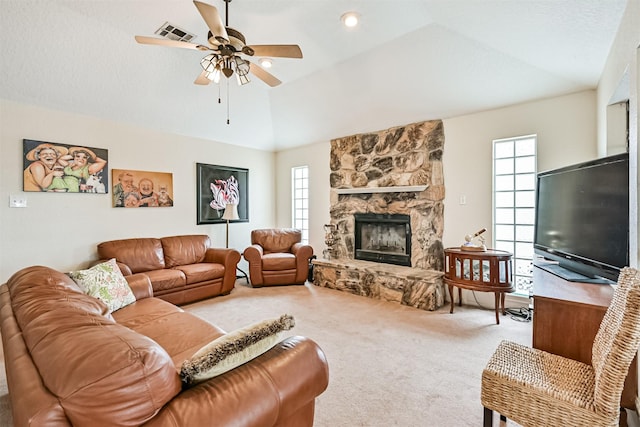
(8, 266), (112, 325)
(161, 235), (210, 268)
(98, 238), (165, 273)
(251, 229), (301, 254)
(180, 314), (295, 385)
(145, 268), (186, 291)
(175, 262), (225, 285)
(114, 297), (227, 365)
(8, 266), (181, 426)
(68, 258), (136, 314)
(262, 253), (297, 270)
(111, 296), (184, 328)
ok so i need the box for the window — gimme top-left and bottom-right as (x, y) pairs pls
(292, 166), (309, 244)
(493, 135), (536, 296)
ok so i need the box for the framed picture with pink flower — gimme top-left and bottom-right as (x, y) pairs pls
(196, 163), (249, 224)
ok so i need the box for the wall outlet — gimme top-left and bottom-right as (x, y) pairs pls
(459, 195), (467, 205)
(9, 194), (27, 208)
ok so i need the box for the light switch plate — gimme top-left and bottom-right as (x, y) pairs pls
(9, 194), (27, 208)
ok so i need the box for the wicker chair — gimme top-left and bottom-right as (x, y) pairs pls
(481, 267), (640, 427)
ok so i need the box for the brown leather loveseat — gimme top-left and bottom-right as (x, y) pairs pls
(0, 265), (329, 426)
(97, 234), (239, 305)
(244, 228), (313, 287)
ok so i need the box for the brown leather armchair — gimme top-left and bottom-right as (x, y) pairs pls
(244, 228), (313, 286)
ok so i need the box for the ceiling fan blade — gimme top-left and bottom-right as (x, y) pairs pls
(193, 1), (229, 44)
(135, 35), (211, 51)
(248, 61), (282, 87)
(248, 45), (303, 59)
(194, 70), (211, 85)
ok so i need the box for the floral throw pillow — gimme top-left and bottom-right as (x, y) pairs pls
(180, 314), (295, 386)
(68, 258), (136, 314)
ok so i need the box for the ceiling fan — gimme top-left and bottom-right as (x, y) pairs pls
(135, 0), (303, 88)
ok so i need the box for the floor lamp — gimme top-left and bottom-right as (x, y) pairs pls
(222, 203), (239, 248)
(222, 203), (249, 283)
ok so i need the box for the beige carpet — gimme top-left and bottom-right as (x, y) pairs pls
(0, 281), (531, 426)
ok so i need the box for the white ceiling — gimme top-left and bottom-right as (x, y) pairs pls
(0, 0), (629, 151)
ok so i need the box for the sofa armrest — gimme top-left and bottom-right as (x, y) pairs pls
(90, 258), (133, 276)
(243, 245), (264, 286)
(291, 243), (313, 283)
(142, 336), (328, 427)
(203, 248), (239, 266)
(291, 243), (313, 258)
(125, 273), (153, 300)
(0, 284), (71, 426)
(204, 248), (241, 294)
(115, 261), (133, 276)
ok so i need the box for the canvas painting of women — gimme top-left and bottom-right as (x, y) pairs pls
(23, 139), (108, 193)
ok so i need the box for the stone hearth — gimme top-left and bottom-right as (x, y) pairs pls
(315, 119), (446, 311)
(313, 259), (444, 311)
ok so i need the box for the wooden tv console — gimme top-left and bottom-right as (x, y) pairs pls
(532, 263), (637, 410)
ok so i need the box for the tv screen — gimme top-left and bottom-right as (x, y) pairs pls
(534, 153), (629, 282)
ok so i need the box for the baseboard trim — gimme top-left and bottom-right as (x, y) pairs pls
(505, 293), (529, 306)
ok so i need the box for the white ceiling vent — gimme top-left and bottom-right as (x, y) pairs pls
(154, 22), (196, 43)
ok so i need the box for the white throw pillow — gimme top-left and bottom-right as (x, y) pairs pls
(68, 258), (136, 314)
(180, 314), (295, 386)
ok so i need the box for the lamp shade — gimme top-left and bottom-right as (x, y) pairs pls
(222, 203), (239, 221)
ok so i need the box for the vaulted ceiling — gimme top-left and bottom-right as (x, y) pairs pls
(0, 0), (629, 151)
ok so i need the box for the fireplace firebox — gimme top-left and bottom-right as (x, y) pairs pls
(354, 213), (411, 267)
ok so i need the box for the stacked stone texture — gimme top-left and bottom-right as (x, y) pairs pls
(328, 119), (445, 271)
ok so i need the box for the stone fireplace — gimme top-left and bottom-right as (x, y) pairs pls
(313, 119), (446, 311)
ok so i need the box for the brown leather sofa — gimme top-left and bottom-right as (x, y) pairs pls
(97, 234), (240, 305)
(244, 228), (313, 287)
(0, 265), (329, 427)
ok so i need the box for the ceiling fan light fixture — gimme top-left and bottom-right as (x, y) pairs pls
(233, 56), (251, 85)
(200, 53), (218, 73)
(206, 67), (222, 83)
(341, 11), (359, 28)
(236, 73), (250, 86)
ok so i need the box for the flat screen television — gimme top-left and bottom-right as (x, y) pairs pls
(534, 152), (629, 283)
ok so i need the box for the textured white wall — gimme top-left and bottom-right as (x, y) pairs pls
(0, 100), (276, 282)
(274, 141), (331, 258)
(442, 90), (597, 251)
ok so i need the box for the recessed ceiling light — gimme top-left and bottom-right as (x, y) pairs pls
(259, 58), (273, 68)
(341, 12), (359, 28)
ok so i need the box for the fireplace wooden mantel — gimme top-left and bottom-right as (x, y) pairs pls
(334, 185), (428, 195)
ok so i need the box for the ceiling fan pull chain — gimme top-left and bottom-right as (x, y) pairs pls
(227, 78), (230, 125)
(218, 83), (221, 104)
